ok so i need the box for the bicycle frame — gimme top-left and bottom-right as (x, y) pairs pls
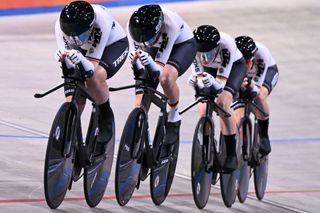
(110, 75), (168, 166)
(35, 65), (99, 165)
(231, 87), (269, 163)
(180, 88), (231, 165)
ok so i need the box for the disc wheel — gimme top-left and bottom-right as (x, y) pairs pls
(253, 123), (269, 200)
(115, 108), (147, 206)
(191, 117), (216, 209)
(84, 109), (115, 207)
(219, 135), (237, 208)
(44, 103), (76, 209)
(150, 115), (180, 206)
(237, 119), (252, 203)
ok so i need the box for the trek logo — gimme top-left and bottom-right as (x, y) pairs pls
(113, 47), (128, 67)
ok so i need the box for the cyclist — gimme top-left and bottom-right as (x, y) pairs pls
(188, 25), (246, 172)
(127, 5), (197, 147)
(54, 1), (129, 155)
(235, 35), (279, 155)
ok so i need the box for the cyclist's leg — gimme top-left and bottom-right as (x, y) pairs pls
(254, 64), (279, 155)
(216, 90), (238, 170)
(87, 37), (128, 153)
(161, 38), (197, 145)
(160, 64), (181, 145)
(217, 57), (246, 171)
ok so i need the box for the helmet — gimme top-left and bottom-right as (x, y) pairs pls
(129, 5), (163, 46)
(193, 25), (220, 52)
(60, 1), (95, 45)
(235, 36), (257, 60)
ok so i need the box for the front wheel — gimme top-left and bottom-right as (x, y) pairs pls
(191, 117), (215, 209)
(44, 102), (77, 209)
(115, 108), (147, 206)
(84, 108), (115, 207)
(237, 118), (252, 203)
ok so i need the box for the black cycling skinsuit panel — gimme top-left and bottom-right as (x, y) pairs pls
(204, 57), (246, 97)
(138, 37), (197, 91)
(224, 57), (246, 96)
(98, 37), (129, 79)
(143, 37), (197, 77)
(262, 64), (279, 94)
(166, 37), (197, 76)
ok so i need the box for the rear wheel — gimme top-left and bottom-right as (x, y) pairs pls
(84, 108), (115, 207)
(191, 117), (215, 209)
(254, 156), (269, 200)
(253, 121), (269, 200)
(115, 108), (147, 206)
(44, 103), (77, 209)
(150, 113), (179, 205)
(219, 135), (237, 208)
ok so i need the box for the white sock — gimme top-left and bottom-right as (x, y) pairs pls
(168, 108), (181, 123)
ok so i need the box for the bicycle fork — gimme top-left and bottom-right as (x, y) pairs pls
(63, 103), (80, 158)
(203, 119), (214, 172)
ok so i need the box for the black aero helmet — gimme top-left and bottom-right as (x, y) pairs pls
(129, 4), (163, 44)
(235, 36), (257, 60)
(193, 25), (220, 52)
(60, 1), (95, 36)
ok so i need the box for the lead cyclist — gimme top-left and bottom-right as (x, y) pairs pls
(54, 1), (129, 155)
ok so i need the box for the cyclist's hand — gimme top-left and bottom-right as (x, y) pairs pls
(129, 51), (138, 64)
(137, 50), (153, 66)
(55, 48), (67, 62)
(202, 72), (215, 88)
(55, 48), (75, 69)
(68, 49), (84, 65)
(251, 84), (260, 98)
(202, 72), (223, 93)
(241, 77), (249, 90)
(68, 49), (95, 78)
(137, 49), (162, 78)
(188, 73), (197, 87)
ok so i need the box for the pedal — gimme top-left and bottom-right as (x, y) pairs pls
(211, 172), (218, 185)
(139, 165), (149, 181)
(72, 167), (83, 182)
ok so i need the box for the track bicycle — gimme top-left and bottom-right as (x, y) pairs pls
(232, 78), (269, 203)
(34, 63), (115, 209)
(180, 77), (240, 209)
(113, 66), (179, 206)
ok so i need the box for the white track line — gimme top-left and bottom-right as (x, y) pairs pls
(0, 120), (311, 213)
(175, 173), (310, 213)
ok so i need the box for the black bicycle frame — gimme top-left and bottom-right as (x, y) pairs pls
(35, 65), (98, 163)
(110, 77), (168, 165)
